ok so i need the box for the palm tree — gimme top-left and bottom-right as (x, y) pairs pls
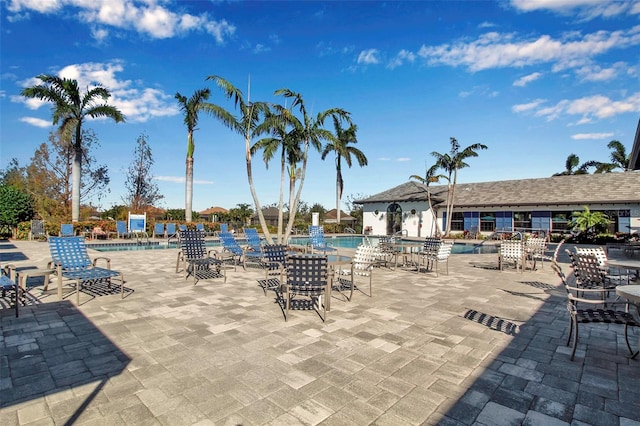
(175, 88), (232, 222)
(410, 163), (446, 236)
(593, 140), (630, 173)
(553, 153), (593, 176)
(21, 74), (125, 222)
(205, 75), (273, 239)
(321, 116), (368, 225)
(432, 137), (487, 236)
(275, 88), (351, 242)
(569, 205), (610, 234)
(251, 104), (302, 242)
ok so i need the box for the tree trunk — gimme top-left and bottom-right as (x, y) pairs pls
(185, 156), (193, 222)
(244, 117), (272, 244)
(71, 125), (82, 222)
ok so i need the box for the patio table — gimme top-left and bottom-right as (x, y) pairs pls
(615, 285), (640, 359)
(327, 254), (352, 311)
(606, 259), (640, 284)
(390, 242), (423, 270)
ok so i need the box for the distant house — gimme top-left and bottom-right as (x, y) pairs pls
(323, 209), (356, 224)
(199, 206), (228, 223)
(250, 207), (287, 227)
(356, 172), (640, 238)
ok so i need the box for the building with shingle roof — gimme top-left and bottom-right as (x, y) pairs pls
(356, 172), (640, 238)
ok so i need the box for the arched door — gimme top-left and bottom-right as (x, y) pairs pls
(386, 203), (403, 235)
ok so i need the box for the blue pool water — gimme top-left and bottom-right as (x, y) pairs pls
(89, 236), (498, 254)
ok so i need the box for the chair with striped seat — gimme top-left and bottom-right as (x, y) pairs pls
(552, 261), (638, 360)
(49, 236), (124, 304)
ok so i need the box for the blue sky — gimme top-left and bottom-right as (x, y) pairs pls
(1, 0), (639, 214)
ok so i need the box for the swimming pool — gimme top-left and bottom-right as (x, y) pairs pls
(88, 236), (498, 254)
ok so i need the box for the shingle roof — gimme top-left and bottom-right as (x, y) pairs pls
(629, 117), (640, 170)
(356, 172), (640, 208)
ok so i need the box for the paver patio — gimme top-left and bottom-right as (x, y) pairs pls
(1, 239), (639, 425)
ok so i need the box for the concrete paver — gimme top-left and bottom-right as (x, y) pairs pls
(1, 239), (639, 425)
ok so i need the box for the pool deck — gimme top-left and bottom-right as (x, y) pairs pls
(1, 239), (639, 425)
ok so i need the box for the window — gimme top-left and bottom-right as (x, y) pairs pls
(551, 211), (572, 231)
(480, 212), (496, 232)
(513, 211), (531, 231)
(451, 212), (464, 231)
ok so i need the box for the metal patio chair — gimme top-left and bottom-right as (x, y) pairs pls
(282, 253), (329, 322)
(179, 229), (225, 285)
(552, 261), (639, 360)
(49, 236), (125, 304)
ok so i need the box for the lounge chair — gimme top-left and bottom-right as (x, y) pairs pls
(91, 226), (109, 240)
(49, 236), (125, 304)
(116, 221), (133, 239)
(60, 223), (75, 237)
(152, 223), (165, 239)
(196, 223), (214, 237)
(166, 223), (178, 240)
(1, 264), (19, 317)
(308, 225), (337, 253)
(282, 253), (329, 322)
(218, 231), (246, 270)
(179, 229), (225, 284)
(243, 227), (263, 253)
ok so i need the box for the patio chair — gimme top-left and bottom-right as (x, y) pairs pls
(1, 264), (19, 317)
(375, 235), (396, 268)
(196, 223), (214, 237)
(551, 261), (639, 360)
(116, 221), (133, 239)
(418, 240), (453, 277)
(48, 236), (124, 304)
(575, 246), (626, 284)
(565, 250), (616, 297)
(60, 223), (75, 237)
(335, 244), (377, 300)
(178, 224), (187, 232)
(524, 237), (547, 269)
(243, 227), (263, 253)
(179, 229), (225, 284)
(29, 219), (47, 241)
(499, 240), (524, 272)
(152, 223), (165, 239)
(308, 225), (337, 253)
(218, 231), (246, 270)
(257, 244), (288, 296)
(165, 223), (178, 240)
(282, 253), (329, 322)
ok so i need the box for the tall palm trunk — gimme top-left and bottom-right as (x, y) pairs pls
(336, 159), (342, 225)
(245, 109), (273, 244)
(185, 131), (195, 222)
(71, 125), (82, 222)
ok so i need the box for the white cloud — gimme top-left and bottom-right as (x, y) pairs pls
(513, 72), (542, 87)
(417, 27), (640, 74)
(387, 49), (416, 69)
(20, 116), (51, 128)
(574, 62), (626, 82)
(514, 93), (640, 122)
(571, 132), (615, 140)
(156, 176), (214, 184)
(13, 61), (179, 123)
(253, 44), (271, 54)
(357, 49), (380, 65)
(7, 0), (62, 13)
(510, 0), (639, 20)
(396, 157), (411, 162)
(7, 0), (236, 42)
(512, 98), (546, 113)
